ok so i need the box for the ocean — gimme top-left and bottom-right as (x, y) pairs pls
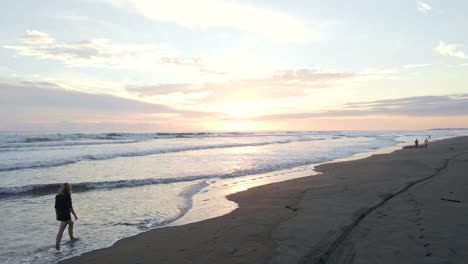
(0, 129), (466, 263)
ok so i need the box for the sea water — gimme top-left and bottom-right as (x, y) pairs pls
(0, 130), (466, 263)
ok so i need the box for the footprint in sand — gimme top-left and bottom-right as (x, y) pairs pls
(408, 191), (431, 254)
(376, 210), (387, 219)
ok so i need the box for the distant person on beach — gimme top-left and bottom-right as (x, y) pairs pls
(415, 139), (419, 147)
(55, 183), (78, 250)
(424, 138), (429, 146)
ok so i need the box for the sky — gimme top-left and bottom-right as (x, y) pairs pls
(1, 0), (467, 132)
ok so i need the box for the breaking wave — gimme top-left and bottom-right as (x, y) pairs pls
(0, 137), (328, 172)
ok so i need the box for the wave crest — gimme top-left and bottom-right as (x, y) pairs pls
(0, 138), (327, 172)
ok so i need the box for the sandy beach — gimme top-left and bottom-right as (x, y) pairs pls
(61, 136), (468, 264)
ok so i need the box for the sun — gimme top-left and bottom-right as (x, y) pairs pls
(219, 100), (268, 119)
(204, 119), (276, 132)
(221, 121), (259, 131)
(202, 100), (275, 131)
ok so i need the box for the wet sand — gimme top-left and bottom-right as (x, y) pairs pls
(62, 136), (468, 264)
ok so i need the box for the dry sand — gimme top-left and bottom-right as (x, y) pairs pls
(62, 136), (468, 264)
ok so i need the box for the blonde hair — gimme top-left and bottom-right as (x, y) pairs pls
(58, 183), (72, 195)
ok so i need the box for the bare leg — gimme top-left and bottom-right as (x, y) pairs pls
(56, 221), (68, 250)
(67, 220), (76, 240)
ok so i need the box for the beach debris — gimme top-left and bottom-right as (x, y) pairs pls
(402, 145), (427, 149)
(285, 205), (299, 211)
(440, 198), (461, 203)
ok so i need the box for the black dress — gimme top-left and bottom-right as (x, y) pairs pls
(55, 194), (72, 221)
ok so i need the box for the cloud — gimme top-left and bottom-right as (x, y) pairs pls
(417, 1), (432, 14)
(21, 30), (55, 45)
(0, 79), (219, 131)
(345, 95), (468, 115)
(127, 68), (357, 102)
(434, 41), (467, 59)
(403, 64), (431, 68)
(3, 31), (228, 76)
(0, 79), (173, 113)
(253, 94), (468, 120)
(108, 0), (316, 43)
(2, 30), (170, 68)
(159, 56), (227, 75)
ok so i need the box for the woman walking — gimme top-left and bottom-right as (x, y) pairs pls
(55, 183), (78, 250)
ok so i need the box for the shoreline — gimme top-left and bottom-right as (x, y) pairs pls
(170, 139), (411, 227)
(61, 136), (468, 264)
